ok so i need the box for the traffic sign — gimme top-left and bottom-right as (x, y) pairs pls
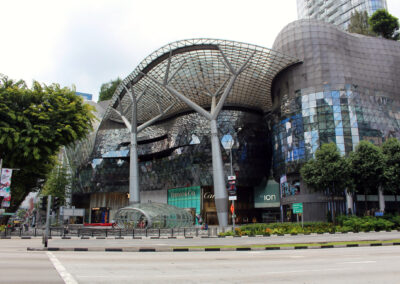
(229, 196), (237, 201)
(228, 189), (236, 195)
(228, 175), (236, 181)
(292, 203), (303, 214)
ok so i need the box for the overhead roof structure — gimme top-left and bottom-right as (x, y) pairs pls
(104, 38), (301, 125)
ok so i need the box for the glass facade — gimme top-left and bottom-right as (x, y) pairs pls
(114, 203), (194, 229)
(272, 84), (400, 178)
(72, 110), (271, 195)
(297, 0), (388, 29)
(167, 186), (201, 217)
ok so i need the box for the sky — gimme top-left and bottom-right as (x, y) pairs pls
(1, 0), (400, 102)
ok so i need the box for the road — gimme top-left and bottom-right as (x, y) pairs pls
(1, 238), (400, 283)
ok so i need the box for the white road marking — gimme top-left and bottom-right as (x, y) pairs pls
(289, 256), (305, 258)
(265, 268), (341, 274)
(342, 261), (377, 264)
(46, 251), (78, 284)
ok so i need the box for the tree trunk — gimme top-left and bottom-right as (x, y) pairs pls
(331, 194), (336, 224)
(364, 192), (368, 215)
(395, 193), (399, 214)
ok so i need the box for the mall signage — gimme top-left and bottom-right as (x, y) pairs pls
(254, 179), (280, 208)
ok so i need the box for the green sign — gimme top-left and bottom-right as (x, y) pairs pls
(292, 203), (303, 214)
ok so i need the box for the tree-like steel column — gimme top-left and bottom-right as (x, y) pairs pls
(113, 86), (174, 205)
(144, 48), (254, 227)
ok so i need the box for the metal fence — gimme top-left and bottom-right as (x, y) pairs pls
(1, 226), (221, 238)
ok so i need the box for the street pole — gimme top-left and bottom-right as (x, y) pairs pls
(44, 195), (52, 248)
(230, 147), (235, 231)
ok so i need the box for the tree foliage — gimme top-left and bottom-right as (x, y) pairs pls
(0, 75), (94, 218)
(98, 78), (121, 102)
(369, 9), (399, 40)
(381, 138), (400, 208)
(300, 143), (350, 221)
(347, 10), (375, 36)
(348, 141), (384, 210)
(41, 162), (70, 203)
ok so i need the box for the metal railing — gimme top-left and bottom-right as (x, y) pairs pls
(1, 226), (221, 238)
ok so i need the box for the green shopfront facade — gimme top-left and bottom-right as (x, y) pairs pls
(167, 186), (202, 224)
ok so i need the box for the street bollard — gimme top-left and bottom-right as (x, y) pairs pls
(183, 228), (186, 237)
(105, 229), (108, 237)
(42, 233), (48, 248)
(132, 229), (135, 238)
(158, 229), (160, 237)
(196, 228), (199, 237)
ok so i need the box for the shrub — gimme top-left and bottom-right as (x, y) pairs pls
(216, 216), (397, 236)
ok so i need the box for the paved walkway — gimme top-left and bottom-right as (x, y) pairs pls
(22, 231), (400, 252)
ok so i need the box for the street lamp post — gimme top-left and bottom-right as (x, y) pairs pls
(222, 135), (236, 231)
(229, 146), (235, 231)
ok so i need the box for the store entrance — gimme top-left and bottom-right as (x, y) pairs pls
(91, 207), (110, 223)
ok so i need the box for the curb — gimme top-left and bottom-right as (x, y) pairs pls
(27, 242), (400, 252)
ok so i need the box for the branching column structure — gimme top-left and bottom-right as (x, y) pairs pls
(112, 87), (174, 205)
(145, 48), (254, 227)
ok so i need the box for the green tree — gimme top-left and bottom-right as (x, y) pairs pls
(347, 10), (375, 36)
(369, 9), (399, 40)
(98, 78), (121, 101)
(41, 162), (70, 203)
(381, 138), (400, 211)
(0, 75), (94, 222)
(348, 141), (384, 213)
(300, 143), (350, 222)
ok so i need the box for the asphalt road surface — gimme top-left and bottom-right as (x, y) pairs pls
(1, 238), (400, 283)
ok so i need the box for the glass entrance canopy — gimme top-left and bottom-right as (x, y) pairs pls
(104, 38), (301, 125)
(114, 203), (194, 229)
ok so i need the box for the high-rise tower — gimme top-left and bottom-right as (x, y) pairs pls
(297, 0), (388, 29)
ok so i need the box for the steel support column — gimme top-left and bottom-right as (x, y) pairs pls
(210, 119), (228, 227)
(129, 98), (140, 204)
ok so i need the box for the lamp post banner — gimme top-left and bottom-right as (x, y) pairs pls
(0, 168), (12, 207)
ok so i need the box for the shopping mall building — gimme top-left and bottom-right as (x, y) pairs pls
(68, 19), (400, 226)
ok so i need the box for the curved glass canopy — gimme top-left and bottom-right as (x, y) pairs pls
(104, 38), (301, 125)
(114, 203), (194, 229)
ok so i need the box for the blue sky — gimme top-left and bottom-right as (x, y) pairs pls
(1, 0), (399, 101)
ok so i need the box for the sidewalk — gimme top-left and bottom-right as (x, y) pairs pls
(25, 230), (400, 252)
